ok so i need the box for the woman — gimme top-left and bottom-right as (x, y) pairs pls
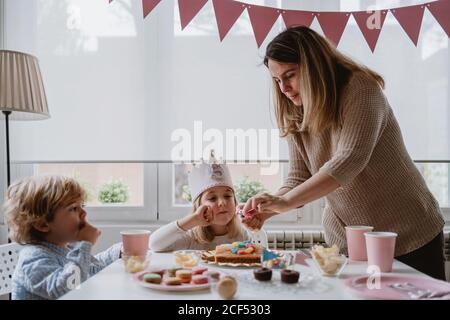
(242, 26), (445, 280)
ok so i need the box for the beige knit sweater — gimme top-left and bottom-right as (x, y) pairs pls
(281, 71), (444, 256)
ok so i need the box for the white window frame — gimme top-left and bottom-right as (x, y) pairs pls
(9, 162), (158, 223)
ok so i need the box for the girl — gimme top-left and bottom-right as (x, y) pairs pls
(4, 175), (122, 299)
(150, 157), (250, 251)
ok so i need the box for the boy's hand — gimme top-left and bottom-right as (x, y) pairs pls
(77, 222), (101, 245)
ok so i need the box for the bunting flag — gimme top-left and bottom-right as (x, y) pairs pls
(391, 4), (426, 46)
(142, 0), (162, 19)
(178, 0), (209, 30)
(316, 12), (351, 46)
(212, 0), (246, 41)
(246, 3), (281, 48)
(427, 0), (450, 38)
(281, 10), (315, 29)
(107, 0), (450, 51)
(353, 10), (388, 52)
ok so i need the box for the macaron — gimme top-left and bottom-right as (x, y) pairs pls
(191, 275), (209, 285)
(146, 267), (165, 277)
(192, 266), (208, 275)
(143, 273), (162, 284)
(164, 277), (182, 286)
(175, 270), (192, 283)
(217, 276), (237, 300)
(167, 267), (182, 277)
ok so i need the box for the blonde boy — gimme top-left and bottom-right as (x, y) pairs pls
(4, 175), (121, 300)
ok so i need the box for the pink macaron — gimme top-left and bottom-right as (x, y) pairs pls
(192, 266), (208, 275)
(191, 275), (209, 285)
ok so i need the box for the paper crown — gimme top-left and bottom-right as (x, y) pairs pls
(188, 150), (234, 202)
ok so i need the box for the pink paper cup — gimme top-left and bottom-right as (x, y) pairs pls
(364, 232), (398, 273)
(345, 226), (374, 261)
(120, 230), (151, 257)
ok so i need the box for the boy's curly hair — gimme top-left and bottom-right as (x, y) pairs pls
(3, 175), (87, 244)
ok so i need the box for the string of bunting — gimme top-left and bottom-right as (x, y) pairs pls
(108, 0), (450, 52)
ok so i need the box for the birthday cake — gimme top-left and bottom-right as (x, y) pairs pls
(202, 241), (263, 264)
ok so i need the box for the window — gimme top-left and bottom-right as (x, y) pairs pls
(416, 162), (449, 208)
(10, 162), (157, 222)
(35, 163), (144, 206)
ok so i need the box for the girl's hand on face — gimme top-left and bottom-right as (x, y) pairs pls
(194, 204), (214, 227)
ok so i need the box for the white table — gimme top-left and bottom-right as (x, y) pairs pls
(60, 252), (425, 300)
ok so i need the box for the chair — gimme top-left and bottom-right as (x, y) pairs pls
(0, 243), (21, 296)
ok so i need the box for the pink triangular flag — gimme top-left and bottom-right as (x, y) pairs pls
(391, 4), (425, 46)
(178, 0), (209, 30)
(246, 4), (281, 48)
(212, 0), (246, 41)
(142, 0), (161, 19)
(281, 9), (315, 28)
(427, 0), (450, 38)
(316, 12), (351, 46)
(353, 10), (388, 52)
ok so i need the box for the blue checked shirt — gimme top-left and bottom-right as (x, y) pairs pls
(12, 241), (122, 300)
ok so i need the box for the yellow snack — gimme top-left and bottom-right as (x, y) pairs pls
(174, 251), (200, 268)
(310, 245), (346, 276)
(123, 256), (148, 273)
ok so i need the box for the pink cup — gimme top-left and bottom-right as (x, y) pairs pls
(120, 230), (151, 257)
(364, 232), (398, 272)
(345, 226), (374, 261)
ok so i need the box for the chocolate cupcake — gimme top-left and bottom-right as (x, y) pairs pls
(253, 267), (272, 281)
(280, 269), (299, 284)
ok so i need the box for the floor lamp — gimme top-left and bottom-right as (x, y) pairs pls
(0, 50), (50, 193)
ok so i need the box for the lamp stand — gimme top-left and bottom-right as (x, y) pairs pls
(2, 110), (11, 187)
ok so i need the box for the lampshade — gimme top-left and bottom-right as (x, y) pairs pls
(0, 50), (50, 120)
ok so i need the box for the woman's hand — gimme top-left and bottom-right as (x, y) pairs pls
(241, 210), (269, 232)
(243, 192), (291, 214)
(237, 197), (281, 231)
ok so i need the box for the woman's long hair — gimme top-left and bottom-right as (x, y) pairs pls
(264, 26), (385, 136)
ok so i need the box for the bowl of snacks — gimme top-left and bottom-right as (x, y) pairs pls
(310, 245), (347, 277)
(123, 255), (150, 273)
(174, 250), (201, 268)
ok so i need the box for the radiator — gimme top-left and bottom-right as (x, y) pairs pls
(267, 230), (450, 281)
(267, 230), (326, 250)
